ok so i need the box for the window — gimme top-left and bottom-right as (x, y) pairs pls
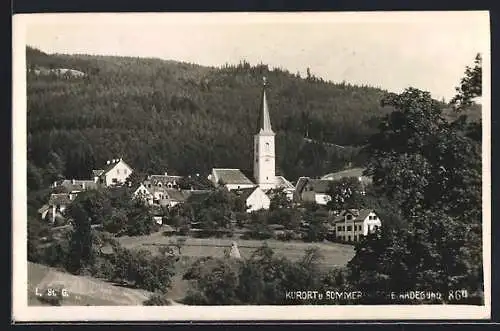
(347, 225), (352, 231)
(346, 214), (353, 221)
(265, 142), (270, 151)
(337, 226), (342, 232)
(347, 236), (351, 242)
(112, 178), (118, 184)
(117, 169), (120, 175)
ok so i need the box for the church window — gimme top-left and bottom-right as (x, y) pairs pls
(265, 142), (270, 151)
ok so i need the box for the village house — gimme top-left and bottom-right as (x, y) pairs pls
(92, 158), (133, 187)
(53, 178), (100, 199)
(142, 173), (184, 203)
(132, 183), (154, 205)
(294, 177), (334, 205)
(333, 209), (382, 243)
(38, 193), (73, 224)
(234, 186), (271, 213)
(294, 168), (372, 206)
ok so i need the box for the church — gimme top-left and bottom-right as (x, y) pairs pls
(208, 77), (295, 201)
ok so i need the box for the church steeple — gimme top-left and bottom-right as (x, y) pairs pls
(254, 76), (276, 190)
(257, 76), (274, 135)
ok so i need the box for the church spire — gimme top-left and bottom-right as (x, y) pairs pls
(257, 76), (274, 134)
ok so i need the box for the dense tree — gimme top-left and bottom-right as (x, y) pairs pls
(125, 198), (157, 236)
(268, 187), (292, 210)
(66, 197), (96, 273)
(326, 177), (365, 211)
(450, 53), (482, 111)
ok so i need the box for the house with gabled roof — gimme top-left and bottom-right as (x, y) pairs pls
(132, 183), (154, 205)
(294, 177), (334, 205)
(333, 209), (382, 243)
(294, 168), (373, 206)
(233, 186), (271, 213)
(40, 193), (73, 224)
(92, 158), (133, 187)
(208, 168), (256, 191)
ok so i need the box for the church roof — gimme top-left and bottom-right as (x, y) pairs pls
(213, 168), (255, 185)
(275, 176), (294, 190)
(257, 77), (274, 135)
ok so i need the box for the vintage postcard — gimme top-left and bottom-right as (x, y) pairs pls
(12, 11), (491, 322)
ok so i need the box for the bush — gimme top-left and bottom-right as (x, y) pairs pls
(143, 292), (172, 306)
(241, 230), (273, 240)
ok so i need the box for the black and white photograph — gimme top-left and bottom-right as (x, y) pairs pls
(12, 11), (490, 321)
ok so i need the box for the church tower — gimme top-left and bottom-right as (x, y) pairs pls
(254, 77), (276, 190)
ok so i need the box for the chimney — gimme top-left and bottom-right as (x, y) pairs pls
(53, 181), (57, 188)
(106, 160), (110, 165)
(71, 179), (75, 185)
(82, 182), (85, 189)
(94, 176), (98, 183)
(164, 172), (168, 176)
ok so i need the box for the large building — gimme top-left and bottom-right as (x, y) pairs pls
(209, 77), (294, 200)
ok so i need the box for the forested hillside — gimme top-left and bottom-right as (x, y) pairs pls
(26, 46), (425, 190)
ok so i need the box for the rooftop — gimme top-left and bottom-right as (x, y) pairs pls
(213, 168), (255, 186)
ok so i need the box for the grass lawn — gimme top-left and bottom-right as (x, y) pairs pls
(116, 228), (356, 269)
(113, 227), (356, 302)
(28, 262), (152, 306)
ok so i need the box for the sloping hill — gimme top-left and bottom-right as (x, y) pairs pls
(26, 46), (391, 186)
(28, 262), (152, 306)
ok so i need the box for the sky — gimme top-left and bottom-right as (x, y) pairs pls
(20, 11), (490, 101)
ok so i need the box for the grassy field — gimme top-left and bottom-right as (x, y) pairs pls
(28, 262), (153, 306)
(28, 228), (356, 305)
(116, 229), (356, 269)
(113, 227), (356, 301)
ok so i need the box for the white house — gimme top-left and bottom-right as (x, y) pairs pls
(294, 177), (334, 206)
(234, 186), (271, 213)
(43, 193), (73, 224)
(333, 209), (382, 243)
(132, 183), (154, 205)
(92, 158), (133, 187)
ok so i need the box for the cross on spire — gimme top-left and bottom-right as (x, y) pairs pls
(257, 76), (274, 135)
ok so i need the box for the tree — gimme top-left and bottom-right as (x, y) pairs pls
(174, 237), (187, 255)
(326, 177), (364, 211)
(268, 187), (292, 210)
(125, 198), (156, 236)
(347, 209), (483, 304)
(365, 88), (480, 219)
(353, 86), (483, 303)
(66, 198), (96, 273)
(450, 53), (482, 111)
